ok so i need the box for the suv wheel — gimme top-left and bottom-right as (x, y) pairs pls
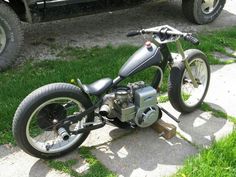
(182, 0), (226, 24)
(0, 3), (23, 71)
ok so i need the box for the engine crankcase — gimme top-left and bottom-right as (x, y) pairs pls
(134, 86), (159, 127)
(135, 106), (159, 127)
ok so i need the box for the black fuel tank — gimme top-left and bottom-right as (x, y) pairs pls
(119, 43), (162, 78)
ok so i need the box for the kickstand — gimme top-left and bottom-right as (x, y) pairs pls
(158, 105), (180, 123)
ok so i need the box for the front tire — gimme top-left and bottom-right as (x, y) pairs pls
(168, 49), (210, 113)
(182, 0), (226, 24)
(12, 83), (94, 159)
(0, 3), (23, 71)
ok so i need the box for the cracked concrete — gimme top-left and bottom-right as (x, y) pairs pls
(1, 0), (236, 177)
(91, 87), (235, 177)
(213, 51), (236, 61)
(89, 64), (236, 177)
(1, 64), (235, 176)
(0, 146), (70, 177)
(160, 102), (234, 148)
(92, 128), (198, 177)
(205, 63), (236, 117)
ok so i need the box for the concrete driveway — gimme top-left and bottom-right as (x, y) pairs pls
(0, 62), (235, 177)
(1, 0), (236, 177)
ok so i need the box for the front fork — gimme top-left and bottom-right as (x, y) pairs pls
(176, 40), (198, 88)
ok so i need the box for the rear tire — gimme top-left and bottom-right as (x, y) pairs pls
(182, 0), (226, 24)
(13, 83), (94, 159)
(168, 49), (210, 113)
(0, 3), (23, 71)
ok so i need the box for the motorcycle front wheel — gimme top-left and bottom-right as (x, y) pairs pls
(12, 83), (94, 159)
(168, 49), (210, 113)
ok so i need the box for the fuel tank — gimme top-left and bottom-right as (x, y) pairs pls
(119, 42), (162, 78)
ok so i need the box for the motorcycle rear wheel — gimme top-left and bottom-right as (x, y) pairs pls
(168, 49), (210, 113)
(12, 83), (94, 159)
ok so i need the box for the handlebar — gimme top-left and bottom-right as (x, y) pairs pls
(183, 34), (199, 45)
(126, 25), (200, 46)
(126, 30), (141, 37)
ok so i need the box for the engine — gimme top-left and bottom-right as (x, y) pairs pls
(99, 81), (161, 128)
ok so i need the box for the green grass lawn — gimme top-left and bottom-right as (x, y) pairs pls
(1, 27), (236, 144)
(47, 147), (116, 177)
(175, 131), (236, 177)
(0, 26), (236, 176)
(0, 45), (170, 144)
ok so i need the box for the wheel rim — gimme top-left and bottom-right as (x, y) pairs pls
(201, 0), (220, 15)
(180, 58), (209, 107)
(0, 25), (7, 54)
(26, 97), (87, 154)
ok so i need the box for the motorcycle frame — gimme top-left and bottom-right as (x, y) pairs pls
(175, 40), (198, 87)
(65, 39), (196, 133)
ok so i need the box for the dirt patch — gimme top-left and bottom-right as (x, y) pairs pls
(20, 0), (236, 62)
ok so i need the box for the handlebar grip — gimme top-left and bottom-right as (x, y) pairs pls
(184, 34), (200, 45)
(126, 31), (140, 37)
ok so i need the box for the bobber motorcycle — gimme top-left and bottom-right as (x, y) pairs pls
(12, 25), (210, 159)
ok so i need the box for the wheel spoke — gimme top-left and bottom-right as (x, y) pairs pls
(181, 58), (208, 107)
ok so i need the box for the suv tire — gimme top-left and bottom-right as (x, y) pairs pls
(182, 0), (226, 24)
(0, 3), (23, 71)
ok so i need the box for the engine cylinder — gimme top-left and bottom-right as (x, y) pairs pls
(115, 88), (130, 108)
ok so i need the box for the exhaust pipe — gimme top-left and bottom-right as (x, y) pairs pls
(99, 104), (111, 117)
(58, 127), (70, 141)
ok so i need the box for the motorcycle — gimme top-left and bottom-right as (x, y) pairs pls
(12, 25), (210, 159)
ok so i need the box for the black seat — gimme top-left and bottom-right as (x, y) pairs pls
(83, 78), (113, 96)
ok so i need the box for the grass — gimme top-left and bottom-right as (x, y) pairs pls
(0, 27), (236, 177)
(175, 131), (236, 177)
(47, 147), (116, 177)
(0, 45), (168, 144)
(200, 102), (236, 124)
(157, 92), (190, 103)
(79, 147), (116, 177)
(174, 103), (236, 177)
(46, 103), (236, 177)
(158, 94), (169, 103)
(1, 27), (236, 145)
(47, 159), (78, 176)
(173, 27), (236, 65)
(45, 102), (236, 177)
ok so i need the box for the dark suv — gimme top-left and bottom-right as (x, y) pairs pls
(0, 0), (226, 71)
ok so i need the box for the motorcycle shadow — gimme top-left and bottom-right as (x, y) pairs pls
(91, 102), (230, 177)
(29, 159), (54, 177)
(93, 127), (196, 177)
(177, 102), (231, 148)
(26, 103), (230, 177)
